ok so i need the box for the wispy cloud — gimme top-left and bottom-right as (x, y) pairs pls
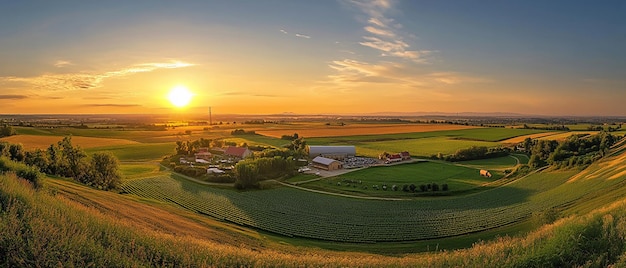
(346, 0), (431, 63)
(279, 29), (312, 39)
(295, 33), (311, 39)
(0, 94), (28, 100)
(83, 104), (142, 107)
(54, 60), (72, 68)
(1, 61), (195, 91)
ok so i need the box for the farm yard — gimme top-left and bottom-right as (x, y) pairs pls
(302, 161), (502, 197)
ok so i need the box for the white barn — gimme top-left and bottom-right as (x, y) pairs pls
(308, 145), (356, 160)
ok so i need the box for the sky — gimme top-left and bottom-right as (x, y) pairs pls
(0, 0), (625, 116)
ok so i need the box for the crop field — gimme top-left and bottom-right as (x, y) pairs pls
(455, 156), (519, 170)
(256, 124), (477, 138)
(122, 155), (626, 243)
(499, 132), (562, 144)
(0, 134), (139, 150)
(306, 127), (546, 144)
(84, 142), (174, 161)
(354, 137), (500, 158)
(303, 161), (497, 196)
(538, 131), (599, 141)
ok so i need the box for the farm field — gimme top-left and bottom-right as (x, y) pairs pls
(0, 134), (139, 150)
(256, 123), (477, 138)
(538, 131), (599, 141)
(354, 137), (500, 158)
(121, 162), (625, 243)
(84, 142), (174, 162)
(499, 131), (562, 144)
(305, 127), (546, 144)
(303, 161), (499, 197)
(456, 155), (520, 170)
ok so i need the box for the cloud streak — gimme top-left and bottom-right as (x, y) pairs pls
(0, 94), (28, 100)
(54, 60), (72, 68)
(350, 0), (431, 63)
(1, 61), (195, 91)
(83, 104), (142, 107)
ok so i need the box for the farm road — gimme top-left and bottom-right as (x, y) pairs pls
(273, 180), (407, 201)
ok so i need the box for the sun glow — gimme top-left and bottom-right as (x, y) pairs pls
(168, 86), (193, 108)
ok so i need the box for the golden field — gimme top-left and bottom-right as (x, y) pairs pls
(0, 134), (139, 150)
(256, 123), (477, 138)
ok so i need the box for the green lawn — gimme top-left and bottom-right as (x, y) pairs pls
(304, 161), (496, 196)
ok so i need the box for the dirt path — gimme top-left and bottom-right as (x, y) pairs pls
(273, 180), (407, 201)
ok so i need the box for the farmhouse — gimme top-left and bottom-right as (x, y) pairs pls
(308, 145), (356, 160)
(312, 156), (343, 171)
(400, 151), (411, 160)
(194, 151), (212, 161)
(386, 154), (402, 163)
(224, 146), (253, 159)
(480, 169), (492, 178)
(207, 168), (225, 174)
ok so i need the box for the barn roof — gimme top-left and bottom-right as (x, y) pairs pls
(312, 156), (339, 166)
(308, 145), (356, 156)
(225, 146), (249, 158)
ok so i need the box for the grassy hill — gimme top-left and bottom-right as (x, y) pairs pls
(1, 141), (626, 266)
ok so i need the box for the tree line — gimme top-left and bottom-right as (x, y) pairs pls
(521, 132), (620, 169)
(0, 137), (121, 190)
(431, 146), (510, 162)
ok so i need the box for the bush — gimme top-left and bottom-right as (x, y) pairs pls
(0, 156), (42, 189)
(442, 183), (449, 191)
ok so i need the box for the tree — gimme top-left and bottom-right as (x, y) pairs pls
(88, 152), (122, 190)
(0, 125), (16, 137)
(431, 183), (439, 191)
(419, 184), (427, 192)
(24, 149), (49, 172)
(442, 183), (449, 191)
(58, 136), (87, 178)
(234, 161), (259, 189)
(8, 143), (24, 162)
(409, 183), (416, 192)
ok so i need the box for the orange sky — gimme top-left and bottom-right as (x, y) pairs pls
(1, 1), (625, 116)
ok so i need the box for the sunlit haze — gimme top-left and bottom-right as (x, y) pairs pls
(0, 1), (624, 116)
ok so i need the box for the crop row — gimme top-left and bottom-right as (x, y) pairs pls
(121, 169), (621, 242)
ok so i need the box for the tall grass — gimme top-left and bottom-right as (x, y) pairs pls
(3, 172), (626, 267)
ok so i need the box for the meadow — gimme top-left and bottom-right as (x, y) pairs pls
(303, 161), (500, 197)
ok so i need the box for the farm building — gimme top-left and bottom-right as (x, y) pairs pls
(386, 154), (402, 163)
(194, 151), (212, 161)
(308, 145), (356, 160)
(480, 169), (492, 178)
(400, 151), (411, 160)
(224, 146), (253, 159)
(207, 168), (225, 174)
(312, 156), (343, 171)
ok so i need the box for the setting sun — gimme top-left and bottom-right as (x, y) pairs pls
(168, 86), (193, 108)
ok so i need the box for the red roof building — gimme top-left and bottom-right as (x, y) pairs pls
(224, 146), (253, 159)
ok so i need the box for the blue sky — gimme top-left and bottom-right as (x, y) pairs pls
(0, 0), (624, 115)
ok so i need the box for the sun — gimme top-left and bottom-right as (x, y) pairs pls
(168, 86), (193, 108)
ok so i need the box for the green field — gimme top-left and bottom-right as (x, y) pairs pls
(304, 161), (496, 196)
(307, 127), (546, 144)
(457, 155), (519, 170)
(121, 145), (626, 244)
(85, 142), (174, 161)
(354, 136), (500, 157)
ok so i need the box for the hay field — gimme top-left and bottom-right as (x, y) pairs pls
(499, 132), (562, 144)
(256, 124), (477, 138)
(0, 134), (139, 150)
(538, 131), (599, 141)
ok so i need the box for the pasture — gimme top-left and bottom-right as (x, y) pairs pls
(303, 161), (498, 197)
(84, 142), (174, 162)
(354, 137), (500, 158)
(457, 155), (519, 170)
